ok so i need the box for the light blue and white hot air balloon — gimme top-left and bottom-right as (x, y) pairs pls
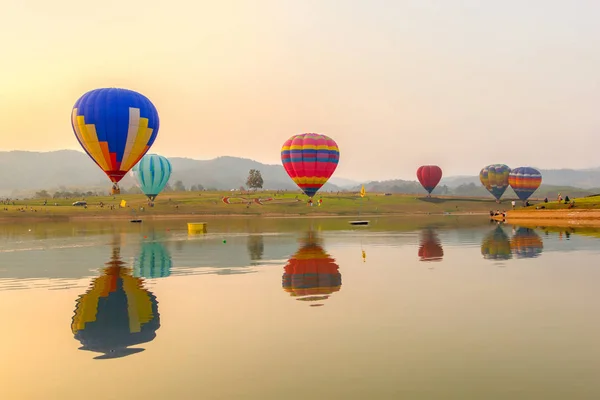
(131, 154), (172, 202)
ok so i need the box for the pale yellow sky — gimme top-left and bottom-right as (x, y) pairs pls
(1, 0), (600, 180)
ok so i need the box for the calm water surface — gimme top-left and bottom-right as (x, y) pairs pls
(1, 217), (600, 399)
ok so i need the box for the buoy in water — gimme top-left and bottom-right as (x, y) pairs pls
(188, 222), (207, 234)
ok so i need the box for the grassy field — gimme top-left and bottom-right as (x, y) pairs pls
(0, 191), (508, 220)
(521, 195), (600, 210)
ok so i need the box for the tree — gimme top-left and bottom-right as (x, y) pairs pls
(246, 169), (264, 190)
(247, 235), (264, 263)
(173, 180), (186, 192)
(35, 190), (50, 198)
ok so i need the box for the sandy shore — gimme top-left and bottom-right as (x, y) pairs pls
(503, 209), (600, 227)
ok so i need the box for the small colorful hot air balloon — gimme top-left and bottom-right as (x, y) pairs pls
(416, 165), (442, 196)
(418, 228), (444, 262)
(281, 133), (340, 198)
(133, 241), (172, 279)
(508, 167), (542, 202)
(131, 154), (172, 202)
(479, 164), (511, 202)
(71, 88), (160, 194)
(481, 226), (512, 260)
(71, 244), (160, 359)
(282, 231), (341, 305)
(510, 227), (543, 259)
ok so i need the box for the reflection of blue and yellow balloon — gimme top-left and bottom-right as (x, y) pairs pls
(282, 232), (341, 305)
(71, 246), (160, 359)
(133, 241), (172, 279)
(71, 88), (160, 188)
(481, 226), (512, 260)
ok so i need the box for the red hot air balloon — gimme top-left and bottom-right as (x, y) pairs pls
(417, 165), (443, 196)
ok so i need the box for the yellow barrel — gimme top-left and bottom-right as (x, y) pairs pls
(187, 222), (207, 234)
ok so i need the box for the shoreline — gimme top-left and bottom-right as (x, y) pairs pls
(0, 211), (489, 223)
(501, 209), (600, 227)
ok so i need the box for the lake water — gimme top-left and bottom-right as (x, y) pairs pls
(1, 217), (600, 399)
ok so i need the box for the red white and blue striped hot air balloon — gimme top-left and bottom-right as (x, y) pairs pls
(416, 165), (443, 196)
(508, 167), (542, 202)
(281, 133), (340, 198)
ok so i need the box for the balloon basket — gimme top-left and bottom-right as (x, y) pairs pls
(188, 222), (207, 234)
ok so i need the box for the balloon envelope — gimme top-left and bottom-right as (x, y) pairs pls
(71, 88), (160, 184)
(131, 154), (172, 201)
(416, 165), (442, 194)
(133, 241), (172, 279)
(281, 133), (340, 197)
(508, 167), (542, 201)
(479, 164), (511, 201)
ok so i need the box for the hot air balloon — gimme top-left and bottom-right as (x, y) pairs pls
(481, 226), (512, 260)
(133, 241), (172, 279)
(479, 164), (511, 202)
(508, 167), (542, 202)
(71, 243), (160, 359)
(282, 231), (341, 306)
(416, 165), (442, 196)
(71, 88), (160, 195)
(418, 228), (444, 262)
(131, 154), (172, 203)
(281, 133), (340, 198)
(510, 227), (543, 259)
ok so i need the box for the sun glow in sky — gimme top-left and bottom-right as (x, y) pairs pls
(1, 0), (600, 180)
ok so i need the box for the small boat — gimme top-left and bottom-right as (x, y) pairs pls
(349, 220), (369, 226)
(130, 219), (142, 223)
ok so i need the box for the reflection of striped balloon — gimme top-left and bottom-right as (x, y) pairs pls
(133, 242), (172, 279)
(418, 229), (444, 261)
(481, 226), (512, 260)
(131, 154), (172, 201)
(71, 88), (160, 184)
(479, 164), (511, 201)
(282, 234), (341, 303)
(71, 248), (160, 359)
(510, 227), (543, 258)
(281, 133), (340, 198)
(508, 167), (542, 201)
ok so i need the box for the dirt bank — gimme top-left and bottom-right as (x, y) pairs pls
(504, 209), (600, 227)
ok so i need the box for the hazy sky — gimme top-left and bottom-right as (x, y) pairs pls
(2, 0), (600, 181)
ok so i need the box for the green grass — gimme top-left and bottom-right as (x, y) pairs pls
(520, 195), (600, 210)
(0, 191), (510, 220)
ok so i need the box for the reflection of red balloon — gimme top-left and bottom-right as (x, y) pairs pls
(417, 165), (443, 195)
(282, 233), (341, 304)
(418, 229), (444, 262)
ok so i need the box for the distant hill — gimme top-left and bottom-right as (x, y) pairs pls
(2, 150), (600, 198)
(0, 150), (348, 197)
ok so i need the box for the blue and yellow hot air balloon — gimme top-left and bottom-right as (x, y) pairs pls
(71, 88), (160, 194)
(71, 245), (160, 359)
(479, 164), (511, 202)
(131, 154), (172, 202)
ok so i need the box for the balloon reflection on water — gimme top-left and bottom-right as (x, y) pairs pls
(282, 231), (341, 306)
(133, 241), (172, 279)
(418, 228), (444, 262)
(481, 225), (513, 260)
(71, 244), (160, 359)
(510, 227), (544, 259)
